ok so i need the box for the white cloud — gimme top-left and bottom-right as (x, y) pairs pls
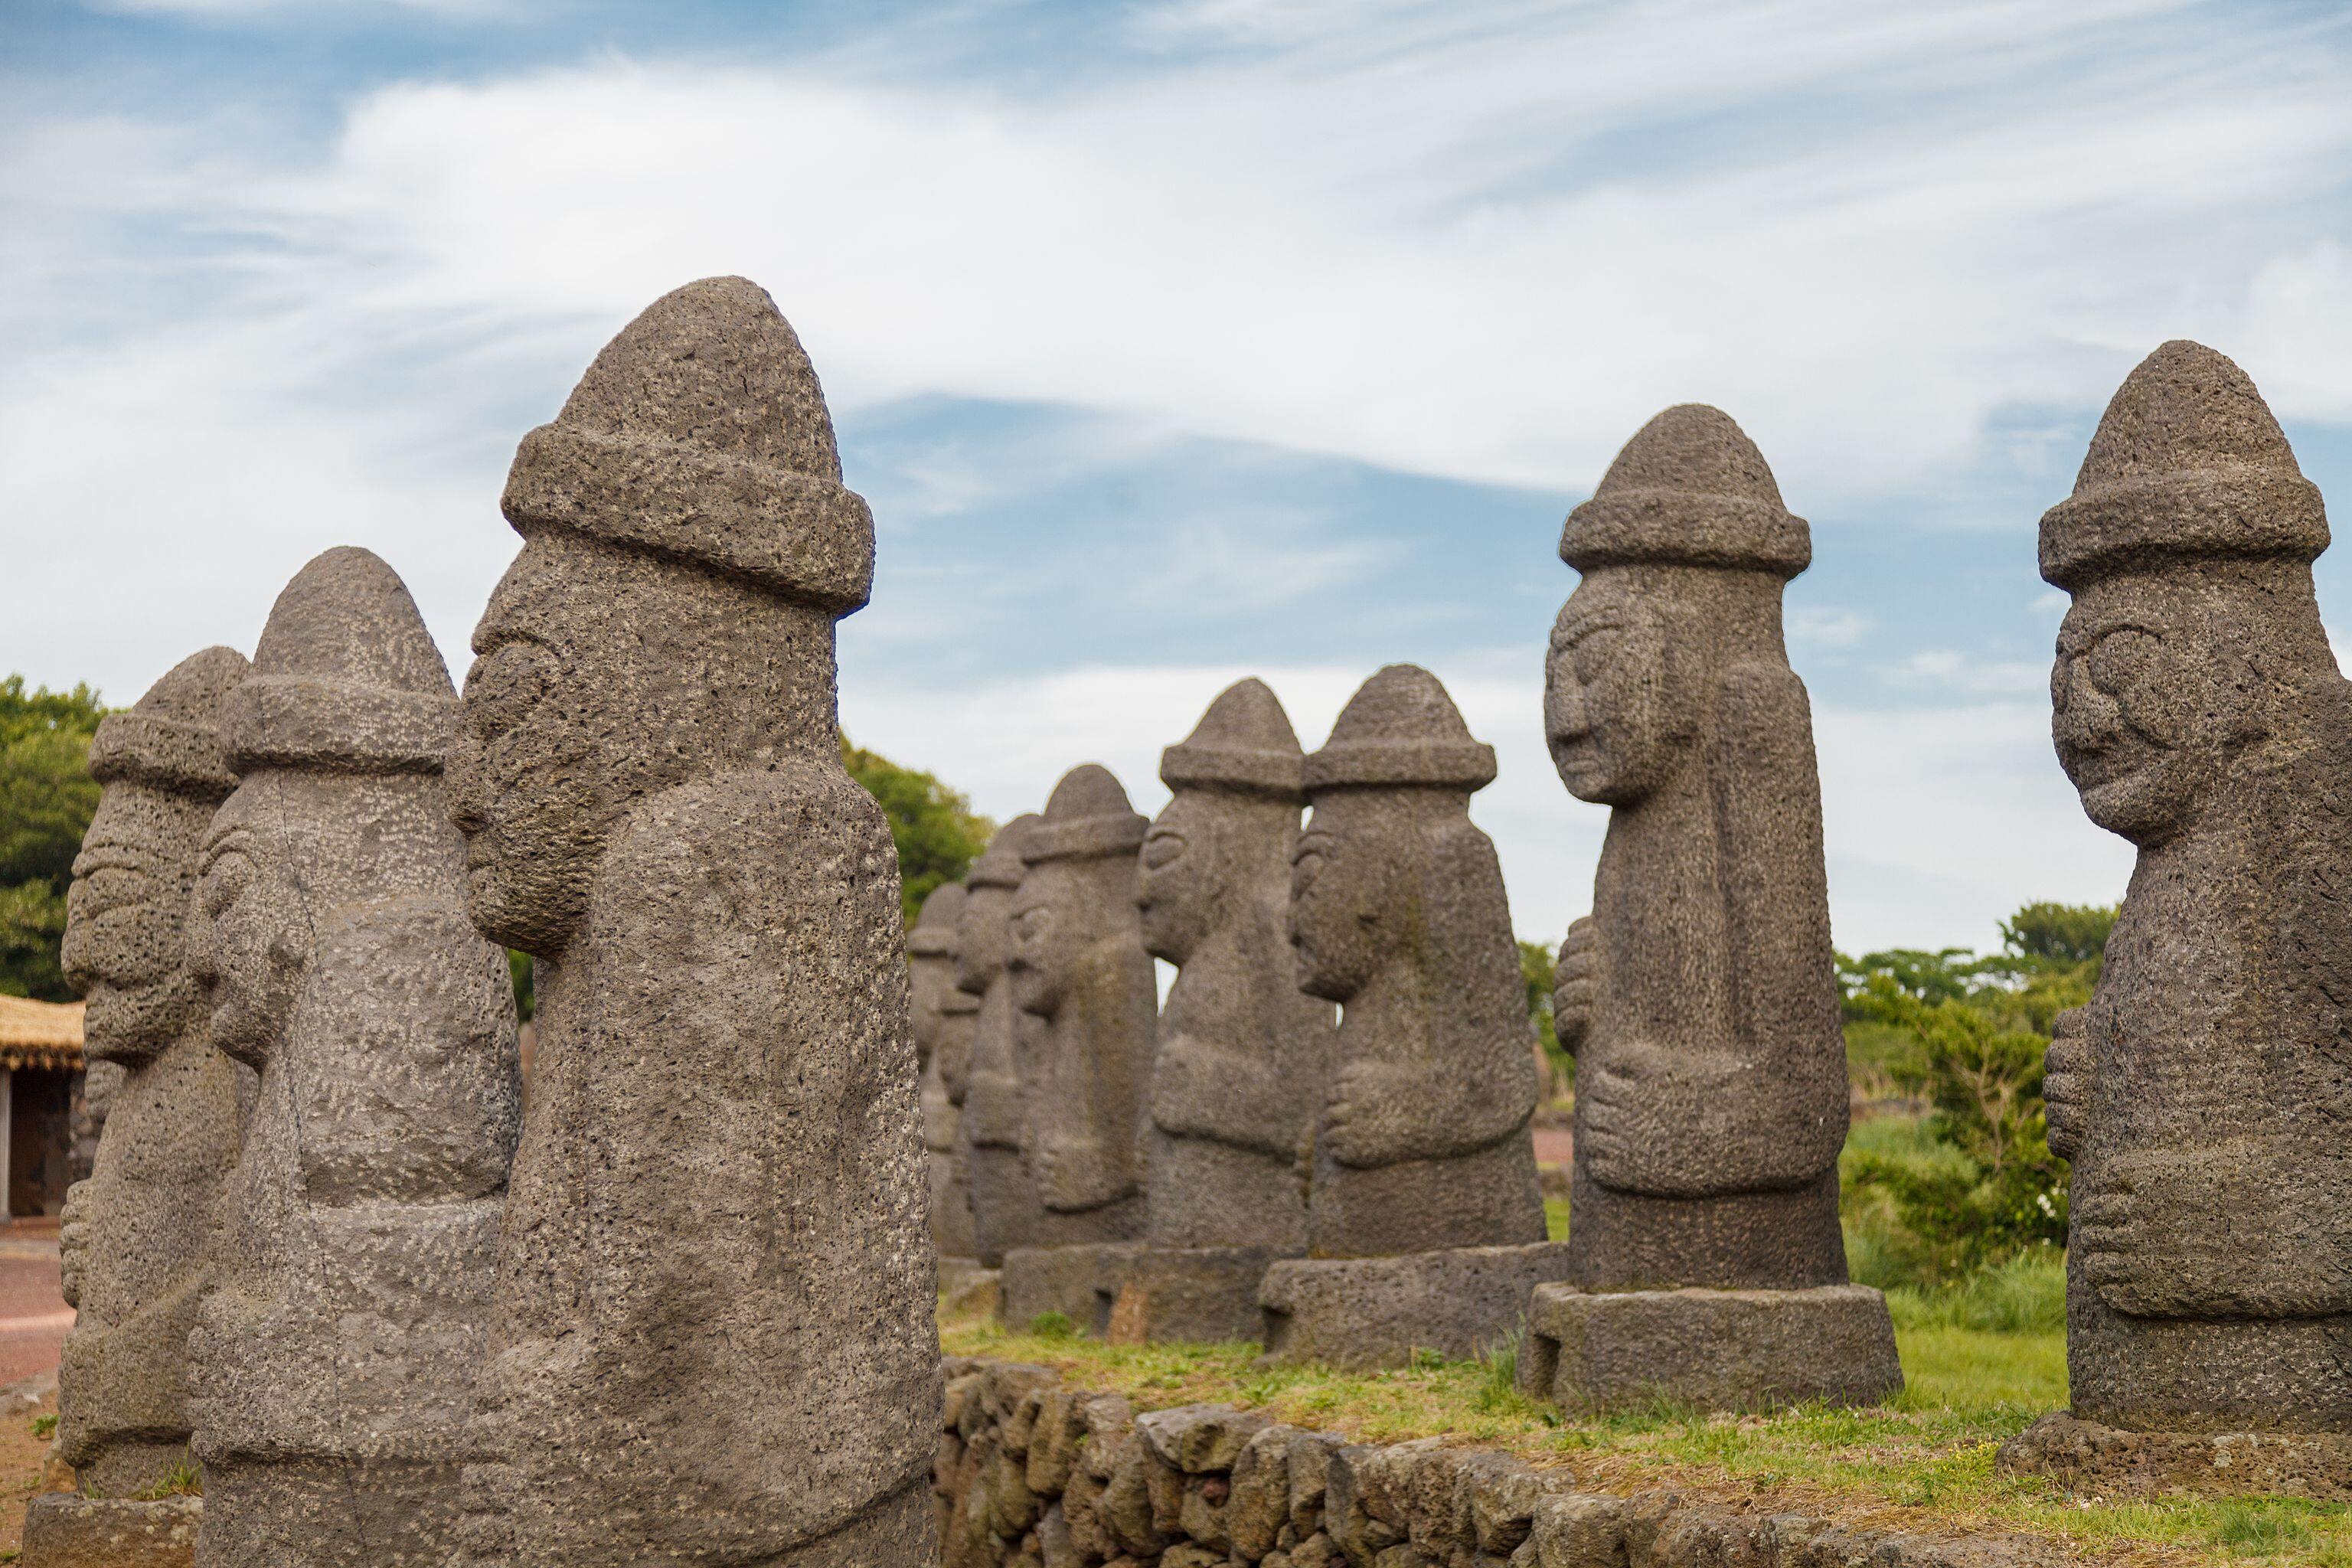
(1888, 648), (2049, 696)
(1788, 607), (1875, 648)
(83, 0), (521, 18)
(0, 0), (2333, 946)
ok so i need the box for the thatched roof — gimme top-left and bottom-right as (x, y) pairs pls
(0, 996), (84, 1071)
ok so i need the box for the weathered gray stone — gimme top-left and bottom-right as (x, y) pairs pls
(185, 547), (519, 1564)
(47, 648), (249, 1516)
(1099, 1243), (1303, 1344)
(1548, 404), (1851, 1288)
(1998, 1411), (2352, 1501)
(1012, 764), (1155, 1246)
(1086, 681), (1334, 1344)
(1521, 1284), (1903, 1413)
(1292, 665), (1544, 1258)
(2016, 341), (2352, 1475)
(1265, 666), (1553, 1364)
(1259, 1243), (1575, 1369)
(21, 1495), (201, 1568)
(1142, 679), (1333, 1249)
(444, 277), (939, 1563)
(915, 880), (983, 1262)
(1541, 405), (1893, 1410)
(1001, 1241), (1139, 1333)
(960, 814), (1048, 1267)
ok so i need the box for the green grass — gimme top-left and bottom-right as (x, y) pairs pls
(942, 1264), (2352, 1566)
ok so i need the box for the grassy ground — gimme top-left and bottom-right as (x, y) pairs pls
(942, 1250), (2352, 1566)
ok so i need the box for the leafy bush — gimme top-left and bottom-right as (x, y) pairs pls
(0, 676), (109, 1000)
(1836, 901), (2115, 1288)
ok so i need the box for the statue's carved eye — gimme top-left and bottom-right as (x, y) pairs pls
(464, 641), (554, 743)
(2085, 629), (2160, 697)
(198, 849), (255, 920)
(1569, 626), (1623, 686)
(1142, 831), (1186, 871)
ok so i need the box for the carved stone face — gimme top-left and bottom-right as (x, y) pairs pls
(1546, 575), (1692, 806)
(2053, 573), (2249, 845)
(954, 883), (1012, 996)
(61, 782), (213, 1062)
(1006, 872), (1072, 1018)
(1136, 792), (1221, 965)
(447, 535), (613, 956)
(188, 792), (309, 1071)
(1289, 795), (1393, 1002)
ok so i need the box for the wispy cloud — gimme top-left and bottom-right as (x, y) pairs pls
(0, 0), (2337, 949)
(1789, 607), (1876, 648)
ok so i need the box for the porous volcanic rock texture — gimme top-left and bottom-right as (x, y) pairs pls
(1288, 665), (1544, 1258)
(1139, 678), (1332, 1251)
(913, 881), (982, 1263)
(446, 277), (939, 1564)
(959, 815), (1048, 1268)
(1011, 766), (1155, 1248)
(31, 648), (251, 1564)
(2003, 341), (2352, 1491)
(186, 547), (520, 1565)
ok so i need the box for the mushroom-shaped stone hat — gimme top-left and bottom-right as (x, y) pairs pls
(501, 276), (874, 613)
(1560, 404), (1809, 580)
(1161, 678), (1305, 802)
(2040, 340), (2328, 590)
(1304, 664), (1496, 793)
(1025, 766), (1148, 865)
(87, 646), (246, 801)
(220, 547), (457, 776)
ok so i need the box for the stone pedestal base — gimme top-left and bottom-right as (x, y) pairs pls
(1256, 1242), (1576, 1368)
(1097, 1246), (1302, 1345)
(1997, 1411), (2352, 1501)
(22, 1494), (201, 1567)
(1000, 1243), (1140, 1333)
(1520, 1282), (1902, 1413)
(938, 1256), (1001, 1321)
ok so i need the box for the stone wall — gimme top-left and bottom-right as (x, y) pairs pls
(936, 1357), (2055, 1568)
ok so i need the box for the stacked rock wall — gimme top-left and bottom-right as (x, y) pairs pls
(936, 1357), (2056, 1567)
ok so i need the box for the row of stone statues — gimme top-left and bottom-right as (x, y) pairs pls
(917, 404), (1897, 1399)
(35, 278), (939, 1566)
(34, 259), (2348, 1565)
(916, 340), (2350, 1495)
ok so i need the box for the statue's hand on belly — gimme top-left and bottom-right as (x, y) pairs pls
(2076, 1144), (2352, 1319)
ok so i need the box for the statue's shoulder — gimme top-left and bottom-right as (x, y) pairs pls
(586, 762), (897, 949)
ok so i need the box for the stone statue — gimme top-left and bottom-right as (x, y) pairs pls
(1519, 403), (1897, 1413)
(1011, 765), (1155, 1245)
(910, 881), (981, 1264)
(185, 548), (519, 1563)
(1292, 665), (1540, 1254)
(1259, 665), (1566, 1367)
(2000, 341), (2352, 1498)
(1138, 679), (1329, 1250)
(27, 647), (250, 1565)
(956, 814), (1045, 1269)
(446, 277), (939, 1563)
(1083, 681), (1334, 1344)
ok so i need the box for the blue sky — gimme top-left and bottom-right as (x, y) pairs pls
(6, 0), (2350, 952)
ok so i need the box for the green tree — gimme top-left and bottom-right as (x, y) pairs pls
(2000, 900), (2117, 967)
(840, 736), (995, 924)
(0, 677), (110, 1000)
(1517, 938), (1568, 1084)
(1840, 900), (2115, 1282)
